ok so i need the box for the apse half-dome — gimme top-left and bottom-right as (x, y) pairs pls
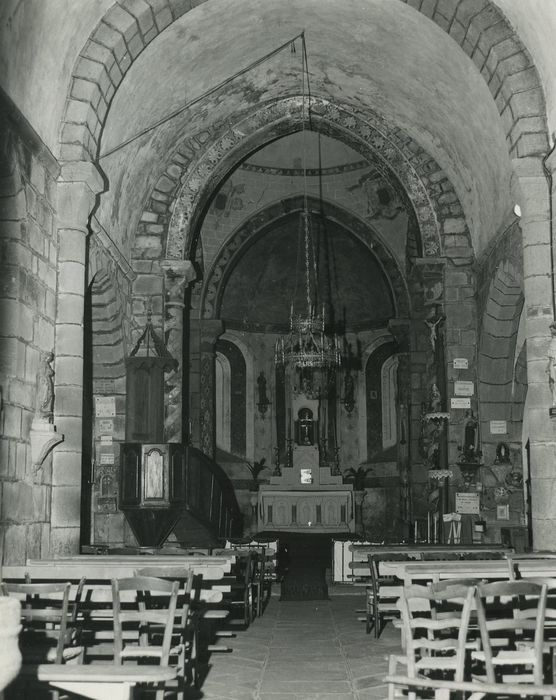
(218, 213), (395, 332)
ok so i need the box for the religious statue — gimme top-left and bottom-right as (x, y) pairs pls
(297, 408), (314, 446)
(257, 370), (269, 412)
(460, 409), (481, 464)
(343, 371), (355, 413)
(425, 314), (444, 352)
(429, 382), (442, 413)
(35, 351), (55, 422)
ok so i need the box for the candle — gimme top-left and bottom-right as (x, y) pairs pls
(414, 520), (418, 542)
(427, 513), (431, 543)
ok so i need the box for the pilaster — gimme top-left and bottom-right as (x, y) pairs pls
(513, 154), (556, 550)
(198, 319), (224, 459)
(51, 162), (103, 556)
(160, 259), (196, 442)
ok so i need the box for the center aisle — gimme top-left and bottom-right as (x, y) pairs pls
(197, 590), (401, 700)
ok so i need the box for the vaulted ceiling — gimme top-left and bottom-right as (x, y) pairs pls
(2, 0), (555, 262)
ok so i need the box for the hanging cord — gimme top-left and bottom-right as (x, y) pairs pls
(99, 31), (305, 160)
(300, 32), (318, 317)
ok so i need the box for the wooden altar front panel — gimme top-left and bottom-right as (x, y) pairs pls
(258, 489), (354, 532)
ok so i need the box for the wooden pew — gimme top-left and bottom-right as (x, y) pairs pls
(347, 545), (513, 584)
(381, 556), (556, 586)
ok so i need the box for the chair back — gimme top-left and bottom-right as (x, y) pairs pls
(398, 583), (475, 683)
(474, 580), (547, 684)
(523, 577), (556, 622)
(111, 575), (180, 666)
(1, 581), (72, 663)
(429, 578), (482, 593)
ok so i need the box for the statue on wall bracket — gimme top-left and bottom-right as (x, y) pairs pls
(30, 351), (64, 472)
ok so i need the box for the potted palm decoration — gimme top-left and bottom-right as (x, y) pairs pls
(244, 457), (266, 491)
(343, 465), (372, 490)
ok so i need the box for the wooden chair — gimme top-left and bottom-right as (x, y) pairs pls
(387, 583), (475, 700)
(366, 553), (412, 638)
(1, 580), (84, 700)
(133, 566), (199, 694)
(472, 580), (548, 685)
(512, 577), (556, 683)
(1, 581), (83, 664)
(214, 549), (257, 628)
(111, 575), (180, 700)
(429, 577), (482, 593)
(225, 545), (270, 617)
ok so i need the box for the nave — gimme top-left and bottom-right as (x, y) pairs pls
(198, 591), (395, 700)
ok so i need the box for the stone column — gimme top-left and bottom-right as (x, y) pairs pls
(160, 260), (196, 443)
(388, 319), (411, 537)
(198, 319), (224, 459)
(51, 161), (103, 557)
(513, 154), (555, 550)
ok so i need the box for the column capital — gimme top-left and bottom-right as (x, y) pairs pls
(200, 319), (224, 346)
(161, 259), (197, 282)
(161, 259), (197, 307)
(59, 160), (104, 194)
(57, 161), (104, 231)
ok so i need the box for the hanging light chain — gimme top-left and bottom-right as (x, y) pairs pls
(303, 212), (312, 315)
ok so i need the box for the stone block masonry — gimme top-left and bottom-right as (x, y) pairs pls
(0, 91), (60, 565)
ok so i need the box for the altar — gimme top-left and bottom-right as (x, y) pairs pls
(258, 486), (354, 532)
(257, 382), (354, 533)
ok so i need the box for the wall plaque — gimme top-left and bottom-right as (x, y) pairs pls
(455, 492), (480, 514)
(95, 396), (116, 417)
(99, 452), (115, 465)
(453, 358), (469, 369)
(454, 381), (474, 396)
(450, 397), (471, 409)
(489, 420), (507, 435)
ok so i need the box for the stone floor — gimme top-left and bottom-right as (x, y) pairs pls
(195, 586), (401, 700)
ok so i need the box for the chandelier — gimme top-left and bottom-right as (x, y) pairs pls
(274, 36), (342, 372)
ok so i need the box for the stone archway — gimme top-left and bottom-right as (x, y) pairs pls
(60, 0), (548, 165)
(200, 195), (411, 322)
(165, 96), (444, 262)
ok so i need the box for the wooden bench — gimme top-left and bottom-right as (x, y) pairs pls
(34, 662), (178, 700)
(347, 546), (512, 584)
(381, 557), (556, 586)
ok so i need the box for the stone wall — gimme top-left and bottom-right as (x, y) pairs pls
(0, 89), (60, 563)
(474, 220), (526, 542)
